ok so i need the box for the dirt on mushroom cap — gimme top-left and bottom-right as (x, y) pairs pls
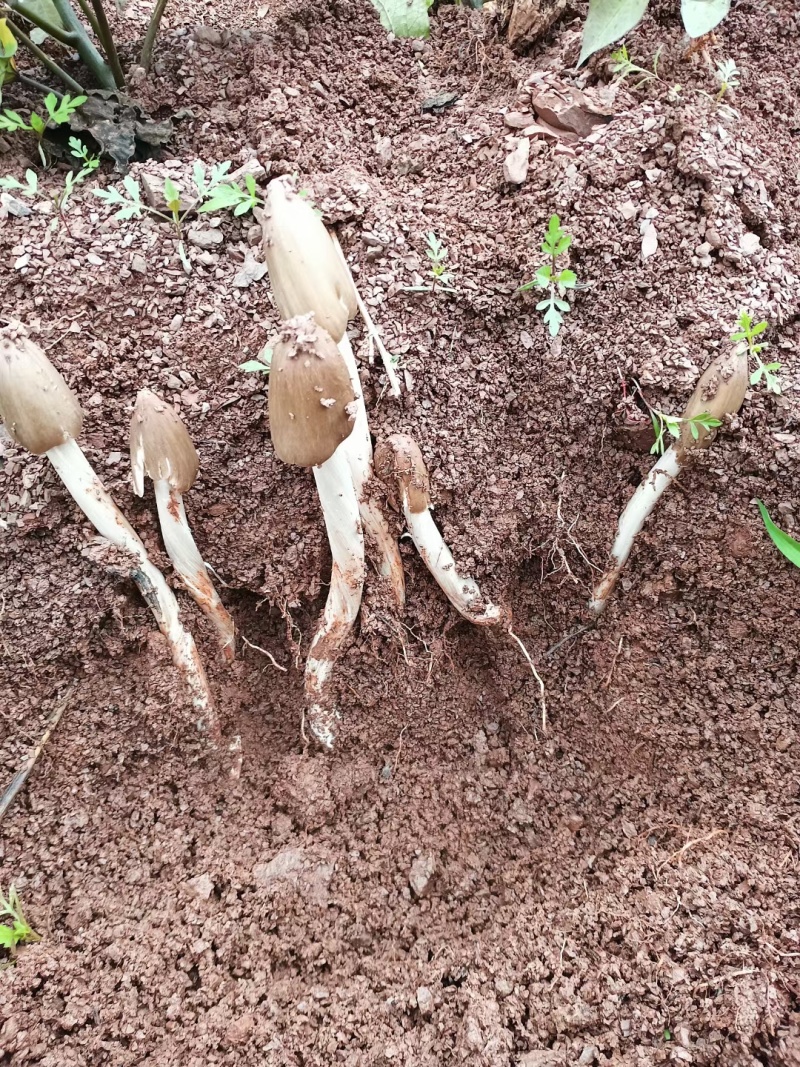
(0, 334), (83, 455)
(268, 314), (357, 468)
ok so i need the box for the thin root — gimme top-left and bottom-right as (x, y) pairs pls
(508, 627), (547, 732)
(0, 687), (73, 822)
(241, 634), (288, 672)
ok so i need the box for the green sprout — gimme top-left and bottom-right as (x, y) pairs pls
(517, 214), (578, 337)
(0, 167), (38, 197)
(403, 231), (456, 294)
(0, 92), (86, 166)
(732, 311), (780, 395)
(239, 345), (273, 375)
(54, 137), (100, 221)
(609, 43), (661, 86)
(649, 409), (722, 455)
(715, 58), (740, 100)
(0, 885), (40, 957)
(95, 162), (264, 273)
(755, 500), (800, 570)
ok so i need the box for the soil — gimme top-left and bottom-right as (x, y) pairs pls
(1, 0), (799, 1064)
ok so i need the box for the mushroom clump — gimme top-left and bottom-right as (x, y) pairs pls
(261, 177), (405, 610)
(590, 343), (749, 617)
(375, 433), (502, 626)
(269, 314), (365, 748)
(130, 389), (235, 663)
(0, 329), (220, 744)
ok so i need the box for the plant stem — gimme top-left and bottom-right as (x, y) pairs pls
(72, 0), (102, 41)
(87, 0), (124, 87)
(4, 19), (84, 93)
(49, 0), (115, 89)
(5, 0), (76, 46)
(140, 0), (169, 71)
(17, 71), (62, 96)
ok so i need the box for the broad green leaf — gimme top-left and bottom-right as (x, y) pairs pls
(239, 358), (271, 373)
(535, 265), (552, 287)
(163, 177), (180, 210)
(245, 173), (256, 195)
(558, 268), (577, 287)
(681, 0), (730, 38)
(198, 185), (244, 212)
(233, 200), (252, 216)
(369, 0), (430, 38)
(579, 0), (650, 66)
(122, 175), (141, 201)
(0, 925), (16, 948)
(0, 18), (17, 60)
(756, 500), (800, 570)
(29, 113), (45, 134)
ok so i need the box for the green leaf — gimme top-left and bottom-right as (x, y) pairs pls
(579, 0), (650, 66)
(369, 0), (430, 37)
(122, 175), (141, 202)
(681, 0), (730, 38)
(558, 268), (577, 287)
(198, 185), (245, 212)
(29, 113), (45, 135)
(245, 173), (256, 196)
(0, 925), (16, 948)
(535, 265), (553, 287)
(163, 177), (181, 211)
(94, 186), (125, 204)
(233, 200), (252, 216)
(756, 500), (800, 570)
(0, 109), (29, 132)
(239, 358), (271, 373)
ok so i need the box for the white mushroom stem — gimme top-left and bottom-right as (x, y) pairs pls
(337, 333), (405, 608)
(401, 492), (502, 626)
(305, 446), (366, 748)
(589, 444), (682, 617)
(152, 479), (236, 663)
(45, 439), (220, 744)
(332, 234), (402, 398)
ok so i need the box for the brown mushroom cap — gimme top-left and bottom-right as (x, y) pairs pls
(0, 335), (83, 455)
(129, 389), (199, 496)
(678, 342), (749, 454)
(268, 314), (357, 467)
(261, 179), (357, 343)
(374, 433), (431, 515)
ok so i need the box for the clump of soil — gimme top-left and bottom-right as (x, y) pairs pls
(1, 0), (799, 1064)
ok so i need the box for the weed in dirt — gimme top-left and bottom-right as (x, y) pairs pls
(0, 165), (37, 197)
(0, 884), (40, 960)
(0, 91), (85, 165)
(239, 345), (273, 375)
(609, 43), (661, 86)
(405, 231), (456, 294)
(95, 161), (264, 272)
(517, 214), (578, 338)
(715, 58), (740, 100)
(648, 408), (721, 456)
(54, 137), (100, 220)
(755, 501), (800, 570)
(732, 311), (780, 395)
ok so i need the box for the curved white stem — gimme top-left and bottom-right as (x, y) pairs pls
(46, 439), (220, 744)
(153, 479), (235, 663)
(337, 333), (405, 609)
(590, 444), (683, 617)
(403, 496), (501, 626)
(305, 447), (366, 748)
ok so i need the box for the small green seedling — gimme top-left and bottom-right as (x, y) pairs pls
(403, 231), (456, 295)
(517, 214), (578, 337)
(732, 311), (780, 395)
(0, 885), (40, 957)
(95, 161), (264, 273)
(0, 92), (86, 166)
(715, 59), (740, 101)
(0, 168), (38, 197)
(55, 137), (100, 220)
(239, 345), (273, 375)
(755, 500), (800, 570)
(609, 43), (660, 85)
(650, 409), (722, 455)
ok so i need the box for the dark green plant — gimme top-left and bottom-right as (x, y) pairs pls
(0, 0), (170, 93)
(755, 500), (800, 569)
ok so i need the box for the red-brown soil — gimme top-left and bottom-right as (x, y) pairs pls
(1, 0), (799, 1064)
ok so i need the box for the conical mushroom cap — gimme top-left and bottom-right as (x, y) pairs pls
(0, 335), (83, 455)
(374, 433), (431, 515)
(268, 314), (357, 467)
(129, 389), (199, 496)
(679, 342), (749, 454)
(261, 179), (357, 343)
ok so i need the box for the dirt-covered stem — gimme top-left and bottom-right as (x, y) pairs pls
(140, 0), (169, 71)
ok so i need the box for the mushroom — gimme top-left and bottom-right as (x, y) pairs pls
(0, 330), (220, 744)
(590, 343), (749, 617)
(130, 389), (235, 663)
(268, 314), (366, 748)
(374, 433), (502, 626)
(260, 178), (405, 610)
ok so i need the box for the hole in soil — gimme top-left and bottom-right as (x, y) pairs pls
(187, 964), (201, 990)
(441, 967), (468, 988)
